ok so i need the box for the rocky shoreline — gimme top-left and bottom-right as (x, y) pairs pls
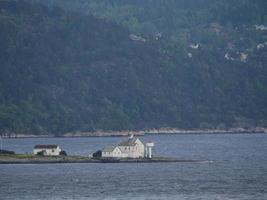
(0, 154), (208, 164)
(1, 127), (266, 138)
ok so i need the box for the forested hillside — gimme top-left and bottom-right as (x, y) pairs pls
(0, 0), (267, 135)
(30, 1), (267, 39)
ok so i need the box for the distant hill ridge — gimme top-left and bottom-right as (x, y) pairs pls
(0, 0), (266, 135)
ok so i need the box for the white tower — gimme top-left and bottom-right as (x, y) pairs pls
(0, 135), (2, 151)
(145, 141), (154, 159)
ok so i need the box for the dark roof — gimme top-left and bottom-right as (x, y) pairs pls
(118, 137), (138, 146)
(102, 146), (117, 152)
(34, 145), (58, 149)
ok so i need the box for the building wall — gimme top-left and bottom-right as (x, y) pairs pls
(101, 151), (111, 157)
(135, 139), (145, 158)
(33, 146), (61, 156)
(118, 139), (145, 158)
(102, 138), (145, 158)
(102, 147), (124, 158)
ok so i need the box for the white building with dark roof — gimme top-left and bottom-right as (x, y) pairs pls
(102, 146), (123, 158)
(118, 136), (145, 158)
(102, 135), (146, 158)
(33, 145), (61, 156)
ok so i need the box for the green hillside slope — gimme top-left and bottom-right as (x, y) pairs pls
(0, 0), (267, 135)
(29, 0), (267, 38)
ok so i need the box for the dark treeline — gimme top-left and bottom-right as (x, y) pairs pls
(30, 0), (267, 37)
(0, 0), (267, 135)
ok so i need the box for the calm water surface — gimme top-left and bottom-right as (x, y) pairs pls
(0, 134), (267, 200)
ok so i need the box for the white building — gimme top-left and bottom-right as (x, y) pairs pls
(102, 135), (153, 159)
(33, 145), (61, 156)
(117, 136), (145, 158)
(102, 146), (123, 158)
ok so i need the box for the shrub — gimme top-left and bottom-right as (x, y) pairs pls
(59, 150), (67, 156)
(37, 151), (45, 156)
(0, 149), (15, 155)
(93, 150), (102, 158)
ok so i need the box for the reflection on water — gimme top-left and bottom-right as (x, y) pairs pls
(0, 134), (267, 199)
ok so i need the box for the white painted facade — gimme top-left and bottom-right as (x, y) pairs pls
(102, 137), (145, 158)
(102, 146), (123, 158)
(145, 142), (155, 159)
(118, 138), (145, 158)
(33, 145), (61, 156)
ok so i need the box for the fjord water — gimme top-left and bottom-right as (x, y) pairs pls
(0, 134), (267, 200)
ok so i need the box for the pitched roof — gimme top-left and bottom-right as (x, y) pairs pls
(118, 137), (138, 146)
(34, 145), (58, 149)
(102, 146), (117, 152)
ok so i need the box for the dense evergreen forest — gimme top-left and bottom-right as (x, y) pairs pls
(0, 0), (267, 135)
(31, 0), (267, 38)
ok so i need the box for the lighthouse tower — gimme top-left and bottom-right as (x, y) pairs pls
(145, 141), (154, 159)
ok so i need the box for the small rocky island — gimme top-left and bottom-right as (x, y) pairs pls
(0, 135), (207, 164)
(0, 154), (203, 164)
